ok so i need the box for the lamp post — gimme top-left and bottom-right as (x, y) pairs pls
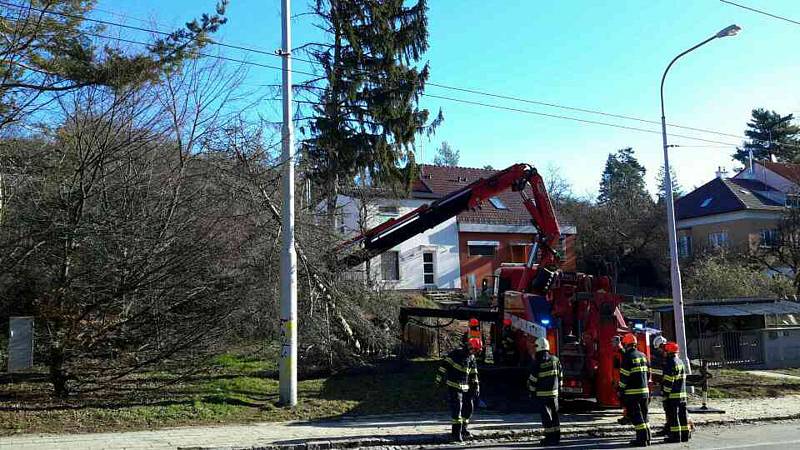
(660, 24), (740, 370)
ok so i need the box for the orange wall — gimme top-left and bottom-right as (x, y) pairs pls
(458, 232), (577, 290)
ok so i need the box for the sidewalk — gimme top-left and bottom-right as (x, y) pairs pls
(2, 396), (799, 450)
(745, 370), (800, 381)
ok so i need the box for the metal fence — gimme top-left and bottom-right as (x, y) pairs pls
(688, 330), (764, 368)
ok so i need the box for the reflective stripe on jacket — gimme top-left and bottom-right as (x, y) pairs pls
(662, 354), (687, 400)
(619, 347), (649, 397)
(436, 348), (479, 392)
(650, 351), (665, 383)
(527, 352), (562, 398)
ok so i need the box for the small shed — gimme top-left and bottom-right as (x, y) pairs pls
(656, 298), (800, 369)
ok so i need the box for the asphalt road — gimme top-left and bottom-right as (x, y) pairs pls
(431, 420), (800, 450)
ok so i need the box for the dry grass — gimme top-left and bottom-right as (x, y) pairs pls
(706, 369), (800, 399)
(0, 357), (444, 436)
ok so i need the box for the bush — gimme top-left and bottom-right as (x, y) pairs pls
(682, 255), (793, 300)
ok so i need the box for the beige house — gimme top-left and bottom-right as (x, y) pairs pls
(674, 160), (800, 258)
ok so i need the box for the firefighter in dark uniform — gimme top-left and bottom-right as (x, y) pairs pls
(527, 336), (562, 446)
(436, 336), (481, 442)
(619, 333), (651, 447)
(662, 341), (690, 443)
(498, 318), (519, 366)
(612, 335), (631, 426)
(650, 335), (668, 437)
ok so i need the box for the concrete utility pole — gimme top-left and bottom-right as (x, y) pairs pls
(279, 0), (298, 406)
(660, 24), (740, 371)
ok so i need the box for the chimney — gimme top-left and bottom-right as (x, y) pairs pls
(748, 148), (755, 175)
(715, 166), (728, 179)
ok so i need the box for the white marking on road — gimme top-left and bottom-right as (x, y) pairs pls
(706, 438), (800, 449)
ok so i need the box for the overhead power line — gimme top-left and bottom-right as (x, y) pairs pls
(424, 83), (744, 140)
(0, 0), (315, 67)
(720, 0), (800, 27)
(5, 0), (799, 150)
(3, 0), (769, 145)
(422, 93), (743, 147)
(1, 23), (772, 149)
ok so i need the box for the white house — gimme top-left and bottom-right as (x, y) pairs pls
(327, 193), (462, 291)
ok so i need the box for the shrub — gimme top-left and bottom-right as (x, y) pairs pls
(682, 255), (793, 300)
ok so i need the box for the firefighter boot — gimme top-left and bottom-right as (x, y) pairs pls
(461, 423), (472, 440)
(629, 429), (650, 447)
(451, 424), (463, 442)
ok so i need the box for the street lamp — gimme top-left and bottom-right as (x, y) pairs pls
(660, 24), (740, 371)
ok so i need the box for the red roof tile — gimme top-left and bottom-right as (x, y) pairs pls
(760, 160), (800, 185)
(413, 164), (572, 228)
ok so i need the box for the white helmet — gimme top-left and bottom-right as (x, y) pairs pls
(535, 337), (550, 352)
(653, 335), (667, 349)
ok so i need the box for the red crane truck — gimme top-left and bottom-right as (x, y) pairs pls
(334, 163), (655, 407)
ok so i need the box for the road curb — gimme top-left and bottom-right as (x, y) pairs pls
(179, 412), (800, 450)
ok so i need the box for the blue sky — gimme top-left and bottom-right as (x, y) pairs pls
(97, 0), (800, 198)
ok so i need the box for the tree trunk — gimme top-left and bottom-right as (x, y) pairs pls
(325, 173), (339, 231)
(49, 346), (69, 398)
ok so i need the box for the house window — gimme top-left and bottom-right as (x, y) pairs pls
(760, 229), (779, 248)
(423, 251), (436, 285)
(381, 251), (400, 281)
(678, 235), (692, 257)
(786, 194), (800, 208)
(488, 196), (508, 210)
(378, 205), (399, 216)
(468, 241), (498, 257)
(708, 231), (729, 249)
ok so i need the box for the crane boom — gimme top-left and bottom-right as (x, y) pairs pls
(335, 163), (561, 270)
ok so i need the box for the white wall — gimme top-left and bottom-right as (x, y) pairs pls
(325, 194), (462, 290)
(735, 162), (798, 195)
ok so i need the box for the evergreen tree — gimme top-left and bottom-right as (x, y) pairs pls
(597, 148), (650, 206)
(656, 164), (683, 202)
(303, 0), (440, 223)
(732, 108), (800, 164)
(0, 1), (228, 130)
(433, 141), (459, 166)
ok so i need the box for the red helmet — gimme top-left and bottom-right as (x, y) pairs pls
(468, 338), (483, 352)
(621, 333), (637, 346)
(469, 318), (479, 328)
(664, 342), (679, 354)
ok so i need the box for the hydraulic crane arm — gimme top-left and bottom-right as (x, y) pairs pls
(335, 163), (562, 270)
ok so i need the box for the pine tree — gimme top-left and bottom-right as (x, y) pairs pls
(732, 108), (800, 164)
(433, 141), (459, 166)
(656, 164), (683, 202)
(597, 148), (650, 206)
(303, 0), (440, 223)
(0, 1), (228, 130)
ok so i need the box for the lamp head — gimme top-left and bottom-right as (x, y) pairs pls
(716, 24), (741, 38)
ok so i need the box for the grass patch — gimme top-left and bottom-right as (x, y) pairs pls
(211, 353), (275, 373)
(0, 358), (445, 436)
(706, 368), (800, 398)
(404, 294), (441, 309)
